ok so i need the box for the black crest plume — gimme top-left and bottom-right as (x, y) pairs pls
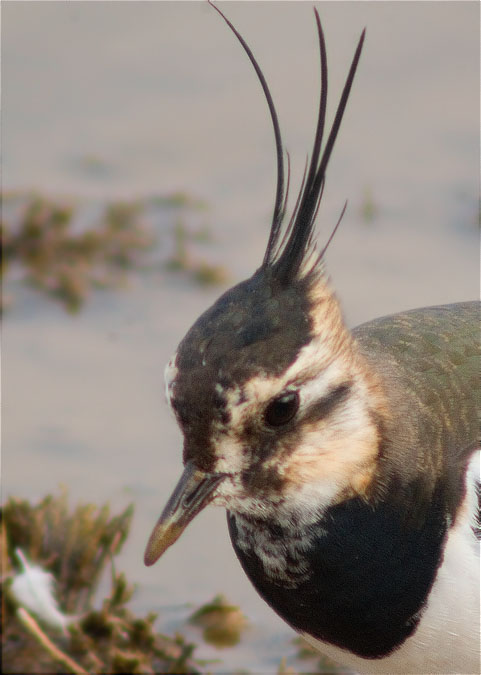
(209, 2), (365, 285)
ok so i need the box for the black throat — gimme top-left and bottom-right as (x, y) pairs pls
(227, 481), (450, 659)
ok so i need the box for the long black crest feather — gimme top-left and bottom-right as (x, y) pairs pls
(210, 3), (365, 285)
(275, 16), (365, 284)
(208, 1), (285, 262)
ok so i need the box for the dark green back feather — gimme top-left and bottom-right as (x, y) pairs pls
(354, 301), (479, 518)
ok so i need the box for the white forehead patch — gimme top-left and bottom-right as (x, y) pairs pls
(211, 383), (249, 475)
(164, 353), (178, 415)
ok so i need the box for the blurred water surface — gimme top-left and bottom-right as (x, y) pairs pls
(3, 2), (479, 671)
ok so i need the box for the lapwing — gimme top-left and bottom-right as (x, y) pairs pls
(144, 5), (480, 673)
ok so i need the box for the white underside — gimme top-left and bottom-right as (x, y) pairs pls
(302, 452), (481, 675)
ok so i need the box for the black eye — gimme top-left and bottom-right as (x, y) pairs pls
(264, 391), (299, 427)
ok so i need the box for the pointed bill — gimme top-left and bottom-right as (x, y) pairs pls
(144, 461), (226, 566)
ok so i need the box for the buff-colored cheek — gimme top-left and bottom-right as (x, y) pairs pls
(282, 422), (381, 499)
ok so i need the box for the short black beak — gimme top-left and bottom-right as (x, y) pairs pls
(144, 461), (226, 566)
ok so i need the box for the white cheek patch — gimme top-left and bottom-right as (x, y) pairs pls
(241, 377), (281, 409)
(211, 385), (251, 475)
(283, 380), (379, 504)
(164, 353), (178, 415)
(297, 361), (346, 413)
(210, 344), (354, 476)
(212, 436), (248, 475)
(286, 335), (338, 383)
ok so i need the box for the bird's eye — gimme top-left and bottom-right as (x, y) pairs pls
(264, 391), (299, 427)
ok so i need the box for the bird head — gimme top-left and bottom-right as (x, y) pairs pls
(144, 7), (376, 567)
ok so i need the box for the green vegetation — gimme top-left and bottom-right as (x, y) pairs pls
(2, 493), (207, 673)
(1, 191), (228, 313)
(2, 492), (344, 673)
(189, 594), (248, 648)
(165, 219), (227, 286)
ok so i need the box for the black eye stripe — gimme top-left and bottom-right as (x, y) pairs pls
(304, 381), (352, 422)
(263, 382), (351, 429)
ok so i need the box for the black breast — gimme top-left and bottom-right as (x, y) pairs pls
(227, 481), (450, 659)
